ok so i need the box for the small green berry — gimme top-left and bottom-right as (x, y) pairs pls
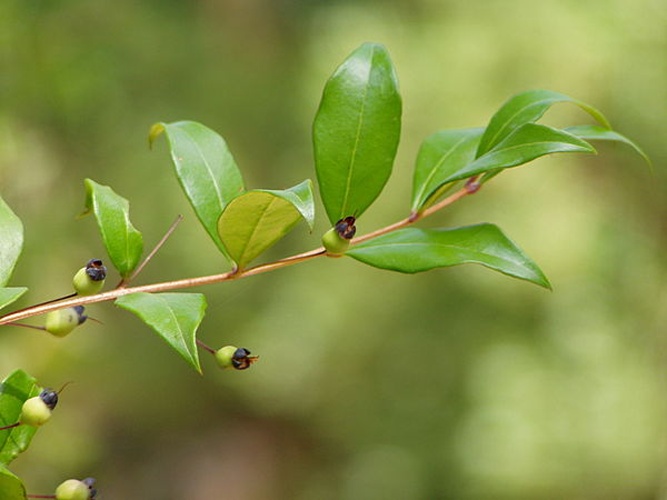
(322, 216), (357, 255)
(20, 396), (52, 427)
(72, 259), (107, 295)
(55, 478), (92, 500)
(45, 306), (87, 337)
(322, 227), (350, 254)
(215, 345), (258, 370)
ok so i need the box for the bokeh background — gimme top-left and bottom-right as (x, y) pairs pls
(1, 1), (666, 498)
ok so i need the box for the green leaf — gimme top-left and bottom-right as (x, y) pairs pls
(313, 42), (402, 224)
(411, 128), (484, 212)
(0, 370), (41, 466)
(218, 181), (314, 269)
(0, 196), (23, 288)
(116, 292), (206, 373)
(477, 89), (610, 157)
(259, 180), (315, 230)
(434, 123), (596, 186)
(565, 124), (652, 166)
(0, 289), (27, 311)
(347, 225), (551, 288)
(150, 121), (245, 260)
(82, 179), (143, 278)
(0, 466), (26, 500)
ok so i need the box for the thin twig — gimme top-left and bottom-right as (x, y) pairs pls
(351, 184), (474, 245)
(6, 322), (46, 331)
(0, 182), (477, 327)
(116, 214), (184, 288)
(7, 292), (77, 317)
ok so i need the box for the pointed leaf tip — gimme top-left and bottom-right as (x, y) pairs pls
(565, 124), (652, 167)
(148, 122), (166, 149)
(347, 224), (551, 289)
(116, 292), (206, 373)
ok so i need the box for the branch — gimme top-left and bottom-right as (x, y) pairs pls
(0, 183), (477, 327)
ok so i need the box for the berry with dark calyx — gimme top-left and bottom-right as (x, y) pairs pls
(45, 306), (87, 337)
(19, 389), (58, 427)
(215, 345), (259, 370)
(72, 259), (107, 296)
(55, 477), (97, 500)
(322, 216), (357, 255)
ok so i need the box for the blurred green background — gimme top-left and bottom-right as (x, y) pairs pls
(1, 1), (666, 498)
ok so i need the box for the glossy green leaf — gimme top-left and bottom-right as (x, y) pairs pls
(347, 224), (550, 288)
(116, 292), (206, 373)
(477, 89), (610, 157)
(432, 123), (595, 187)
(218, 181), (314, 269)
(150, 121), (245, 260)
(0, 370), (41, 466)
(565, 124), (652, 165)
(0, 289), (27, 311)
(313, 42), (402, 224)
(411, 128), (484, 212)
(0, 466), (26, 500)
(0, 196), (23, 288)
(82, 179), (143, 278)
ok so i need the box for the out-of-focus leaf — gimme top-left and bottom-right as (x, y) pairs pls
(313, 42), (402, 224)
(0, 370), (40, 466)
(411, 128), (484, 212)
(477, 89), (610, 157)
(347, 225), (551, 288)
(0, 466), (26, 500)
(565, 125), (652, 165)
(116, 292), (206, 373)
(82, 179), (143, 278)
(150, 121), (245, 261)
(434, 124), (595, 186)
(0, 289), (27, 312)
(0, 196), (23, 288)
(218, 181), (314, 270)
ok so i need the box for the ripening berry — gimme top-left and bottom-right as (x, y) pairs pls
(19, 389), (58, 427)
(322, 216), (357, 255)
(55, 478), (95, 500)
(322, 227), (350, 254)
(45, 306), (87, 337)
(215, 345), (258, 370)
(72, 259), (107, 295)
